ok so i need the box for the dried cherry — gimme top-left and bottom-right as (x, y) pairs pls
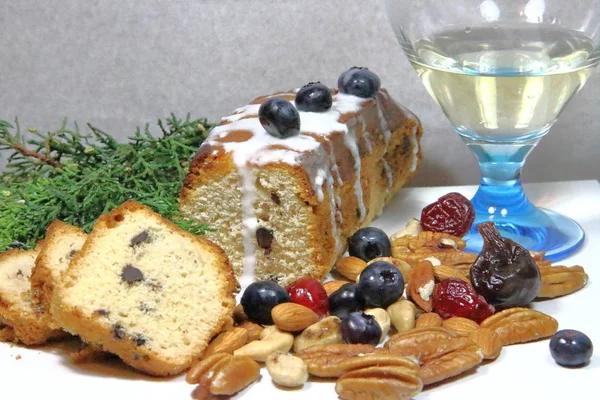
(432, 278), (495, 323)
(420, 192), (475, 237)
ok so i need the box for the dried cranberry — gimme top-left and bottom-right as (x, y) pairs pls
(432, 278), (495, 323)
(286, 278), (329, 317)
(420, 192), (475, 237)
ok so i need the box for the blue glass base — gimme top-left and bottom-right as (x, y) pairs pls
(461, 135), (585, 262)
(464, 200), (585, 262)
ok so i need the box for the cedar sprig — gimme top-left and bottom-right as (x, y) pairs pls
(0, 114), (213, 250)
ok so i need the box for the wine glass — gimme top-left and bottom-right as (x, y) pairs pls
(385, 0), (600, 260)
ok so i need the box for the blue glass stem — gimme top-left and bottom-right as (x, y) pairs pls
(462, 135), (585, 260)
(468, 138), (538, 220)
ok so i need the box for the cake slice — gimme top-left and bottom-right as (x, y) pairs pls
(30, 221), (87, 329)
(0, 249), (64, 345)
(0, 323), (15, 342)
(50, 201), (237, 376)
(181, 74), (422, 287)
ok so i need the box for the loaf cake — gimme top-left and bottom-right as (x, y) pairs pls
(50, 201), (237, 376)
(0, 248), (65, 345)
(30, 221), (87, 329)
(181, 72), (422, 287)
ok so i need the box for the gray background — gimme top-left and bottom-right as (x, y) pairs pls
(1, 0), (598, 186)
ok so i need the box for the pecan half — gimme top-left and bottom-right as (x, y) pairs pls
(392, 231), (466, 252)
(434, 264), (470, 283)
(393, 249), (476, 266)
(335, 355), (423, 400)
(419, 343), (483, 385)
(385, 327), (461, 362)
(480, 308), (558, 346)
(537, 265), (588, 298)
(296, 344), (379, 377)
(385, 326), (483, 385)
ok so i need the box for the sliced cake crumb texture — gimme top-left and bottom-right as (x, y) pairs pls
(50, 201), (237, 376)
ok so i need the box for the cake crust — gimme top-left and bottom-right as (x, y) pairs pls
(0, 249), (65, 345)
(30, 220), (87, 329)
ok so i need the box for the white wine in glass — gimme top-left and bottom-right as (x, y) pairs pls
(385, 0), (600, 260)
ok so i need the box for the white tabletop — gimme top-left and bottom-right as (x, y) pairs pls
(2, 180), (599, 399)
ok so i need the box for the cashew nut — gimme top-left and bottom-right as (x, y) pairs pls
(423, 256), (441, 266)
(293, 316), (343, 353)
(233, 326), (293, 362)
(265, 352), (308, 387)
(390, 218), (422, 241)
(364, 308), (391, 342)
(386, 299), (417, 333)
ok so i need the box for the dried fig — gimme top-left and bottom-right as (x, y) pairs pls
(470, 222), (541, 309)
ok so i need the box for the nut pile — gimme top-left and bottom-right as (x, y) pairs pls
(185, 197), (590, 399)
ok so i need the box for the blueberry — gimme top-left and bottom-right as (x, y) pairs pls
(295, 82), (333, 112)
(357, 261), (404, 308)
(329, 283), (364, 319)
(549, 329), (593, 367)
(241, 281), (290, 325)
(258, 98), (301, 139)
(340, 311), (382, 346)
(337, 67), (381, 98)
(348, 227), (391, 262)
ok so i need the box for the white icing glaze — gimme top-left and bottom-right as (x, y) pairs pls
(410, 125), (420, 172)
(382, 158), (393, 189)
(202, 88), (415, 287)
(376, 96), (392, 144)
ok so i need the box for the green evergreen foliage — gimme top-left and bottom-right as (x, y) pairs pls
(0, 115), (212, 250)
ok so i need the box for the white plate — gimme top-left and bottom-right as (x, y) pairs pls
(2, 180), (599, 399)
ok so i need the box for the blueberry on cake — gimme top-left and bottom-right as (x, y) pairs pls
(30, 221), (87, 329)
(50, 201), (237, 376)
(181, 68), (423, 287)
(0, 249), (65, 345)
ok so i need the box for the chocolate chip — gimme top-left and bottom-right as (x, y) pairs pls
(68, 249), (77, 258)
(16, 269), (23, 277)
(113, 324), (126, 340)
(94, 309), (110, 317)
(138, 302), (154, 313)
(134, 334), (147, 347)
(271, 192), (281, 205)
(401, 135), (411, 154)
(256, 227), (274, 255)
(130, 230), (150, 247)
(121, 265), (144, 285)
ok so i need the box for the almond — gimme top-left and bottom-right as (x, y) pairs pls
(468, 328), (502, 360)
(335, 256), (367, 281)
(272, 303), (319, 332)
(415, 313), (442, 328)
(407, 261), (435, 312)
(238, 321), (264, 342)
(442, 317), (479, 337)
(324, 280), (352, 296)
(203, 327), (249, 358)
